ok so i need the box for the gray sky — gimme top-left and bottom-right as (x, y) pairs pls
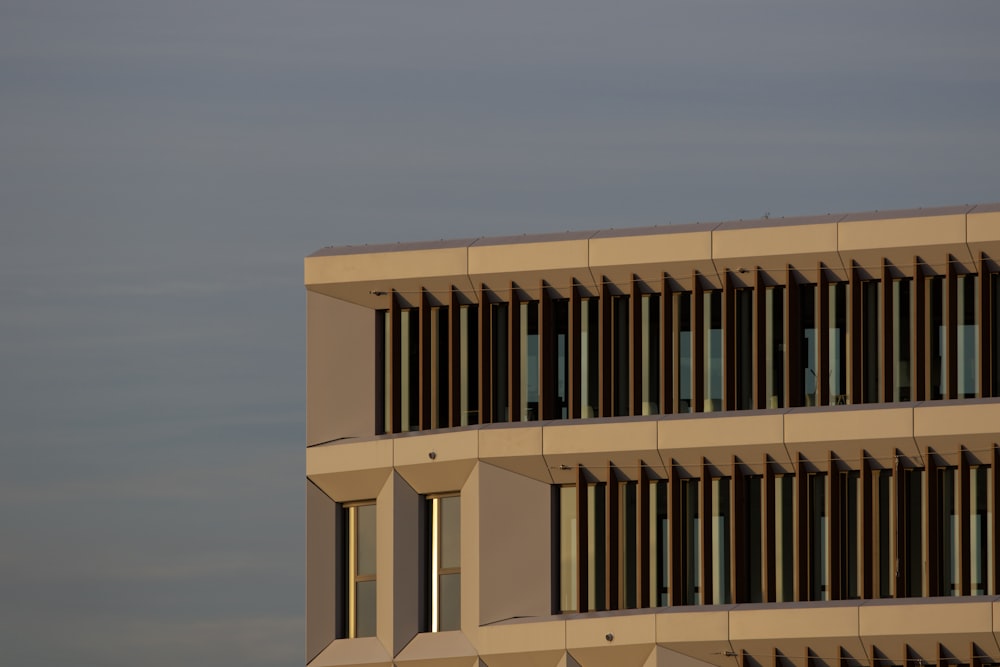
(1, 2), (998, 665)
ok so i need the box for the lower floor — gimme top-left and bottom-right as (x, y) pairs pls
(309, 596), (1000, 667)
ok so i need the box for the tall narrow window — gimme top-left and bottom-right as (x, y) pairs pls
(379, 310), (391, 433)
(347, 502), (377, 638)
(554, 299), (570, 419)
(899, 468), (924, 597)
(559, 485), (578, 612)
(459, 305), (479, 426)
(491, 303), (509, 422)
(807, 473), (828, 600)
(676, 292), (692, 413)
(613, 296), (630, 416)
(893, 279), (912, 402)
(958, 274), (979, 398)
(581, 298), (600, 418)
(679, 478), (700, 604)
(618, 480), (638, 609)
(938, 467), (959, 595)
(734, 289), (754, 410)
(971, 466), (991, 595)
(401, 309), (420, 431)
(744, 475), (763, 602)
(829, 283), (849, 405)
(520, 301), (539, 421)
(428, 495), (460, 632)
(775, 475), (795, 601)
(875, 469), (894, 598)
(640, 294), (660, 415)
(711, 476), (731, 604)
(430, 307), (449, 429)
(861, 281), (880, 404)
(587, 483), (607, 610)
(929, 276), (946, 400)
(800, 285), (818, 406)
(651, 479), (668, 606)
(765, 286), (784, 408)
(838, 470), (860, 599)
(704, 291), (723, 412)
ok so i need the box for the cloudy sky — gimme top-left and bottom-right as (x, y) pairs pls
(1, 2), (998, 665)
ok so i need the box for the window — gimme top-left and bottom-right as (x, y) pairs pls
(346, 502), (376, 638)
(734, 288), (754, 410)
(491, 303), (509, 422)
(580, 298), (600, 418)
(828, 282), (849, 405)
(765, 286), (784, 408)
(676, 292), (692, 413)
(612, 295), (630, 417)
(639, 293), (660, 415)
(892, 279), (912, 402)
(558, 486), (578, 612)
(458, 305), (479, 426)
(861, 281), (881, 403)
(704, 291), (723, 412)
(958, 274), (979, 398)
(428, 494), (460, 632)
(519, 301), (540, 421)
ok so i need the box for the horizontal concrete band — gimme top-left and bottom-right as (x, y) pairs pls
(308, 399), (1000, 497)
(308, 597), (1000, 667)
(304, 205), (1000, 308)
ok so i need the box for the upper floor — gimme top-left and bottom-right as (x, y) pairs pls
(306, 203), (1000, 444)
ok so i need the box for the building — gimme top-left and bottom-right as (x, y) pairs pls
(305, 203), (1000, 667)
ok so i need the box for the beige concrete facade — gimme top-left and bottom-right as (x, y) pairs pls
(307, 204), (1000, 667)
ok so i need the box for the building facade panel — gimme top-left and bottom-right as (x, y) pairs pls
(306, 204), (1000, 667)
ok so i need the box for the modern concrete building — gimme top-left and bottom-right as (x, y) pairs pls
(306, 203), (1000, 667)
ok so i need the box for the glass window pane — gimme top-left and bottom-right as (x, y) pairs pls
(554, 299), (569, 419)
(438, 573), (461, 631)
(829, 283), (849, 405)
(439, 496), (460, 570)
(971, 466), (989, 595)
(356, 504), (376, 577)
(765, 287), (784, 408)
(355, 580), (377, 638)
(521, 302), (539, 421)
(958, 275), (979, 398)
(587, 483), (606, 610)
(745, 476), (762, 602)
(640, 294), (660, 415)
(677, 293), (692, 413)
(893, 279), (912, 402)
(492, 303), (509, 421)
(735, 289), (753, 410)
(613, 296), (630, 417)
(559, 486), (578, 612)
(800, 285), (817, 406)
(704, 291), (723, 412)
(711, 477), (730, 604)
(459, 305), (479, 426)
(581, 299), (600, 418)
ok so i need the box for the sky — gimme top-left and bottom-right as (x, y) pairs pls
(1, 2), (998, 665)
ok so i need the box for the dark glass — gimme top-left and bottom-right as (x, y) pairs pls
(677, 293), (692, 413)
(800, 284), (817, 406)
(613, 296), (630, 417)
(679, 478), (700, 604)
(492, 303), (509, 421)
(929, 276), (945, 400)
(745, 476), (763, 602)
(554, 299), (570, 419)
(735, 289), (754, 410)
(861, 281), (880, 404)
